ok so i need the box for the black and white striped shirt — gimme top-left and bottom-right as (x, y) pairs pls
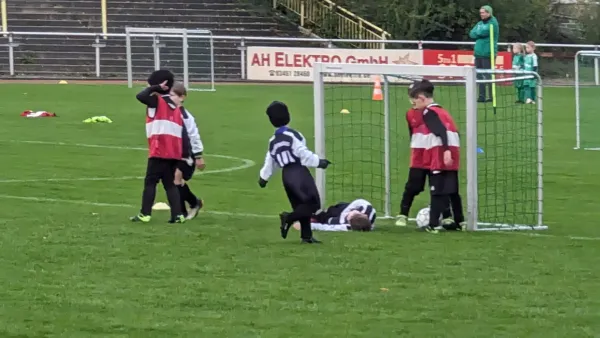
(259, 127), (320, 181)
(328, 199), (377, 226)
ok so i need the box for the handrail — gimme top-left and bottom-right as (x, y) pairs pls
(3, 30), (600, 49)
(273, 0), (390, 49)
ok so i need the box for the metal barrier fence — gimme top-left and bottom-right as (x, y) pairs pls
(0, 31), (599, 84)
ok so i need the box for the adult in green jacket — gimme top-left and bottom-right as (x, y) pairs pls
(469, 5), (499, 102)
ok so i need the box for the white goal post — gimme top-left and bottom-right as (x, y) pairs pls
(125, 27), (215, 92)
(312, 62), (546, 232)
(574, 50), (600, 150)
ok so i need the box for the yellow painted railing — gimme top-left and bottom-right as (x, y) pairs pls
(101, 0), (107, 39)
(273, 0), (390, 49)
(1, 0), (7, 34)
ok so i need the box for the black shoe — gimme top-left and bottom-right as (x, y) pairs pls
(477, 97), (486, 103)
(301, 237), (322, 244)
(442, 221), (461, 231)
(485, 98), (493, 103)
(279, 212), (291, 239)
(167, 215), (186, 224)
(515, 100), (524, 104)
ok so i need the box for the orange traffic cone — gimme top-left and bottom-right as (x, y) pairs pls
(372, 76), (383, 101)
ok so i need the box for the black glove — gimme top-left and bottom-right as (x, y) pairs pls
(317, 159), (331, 169)
(258, 178), (268, 188)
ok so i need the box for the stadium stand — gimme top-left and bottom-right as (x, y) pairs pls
(0, 0), (313, 80)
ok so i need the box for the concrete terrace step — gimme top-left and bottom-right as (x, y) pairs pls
(8, 1), (257, 10)
(8, 8), (263, 18)
(10, 17), (278, 30)
(9, 25), (287, 37)
(10, 11), (261, 21)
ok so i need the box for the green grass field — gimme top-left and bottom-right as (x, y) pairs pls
(0, 83), (599, 337)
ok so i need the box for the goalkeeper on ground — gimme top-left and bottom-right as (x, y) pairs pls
(292, 198), (375, 232)
(395, 83), (454, 228)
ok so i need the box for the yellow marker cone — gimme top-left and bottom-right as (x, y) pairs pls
(152, 202), (170, 211)
(340, 108), (350, 114)
(58, 80), (68, 84)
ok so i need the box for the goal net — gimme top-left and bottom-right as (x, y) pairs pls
(313, 63), (545, 231)
(575, 50), (600, 150)
(125, 27), (215, 92)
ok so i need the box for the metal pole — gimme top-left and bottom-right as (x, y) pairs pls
(300, 0), (305, 26)
(536, 76), (544, 228)
(183, 30), (189, 88)
(313, 63), (326, 207)
(575, 51), (581, 149)
(101, 0), (107, 39)
(126, 30), (132, 88)
(595, 47), (599, 86)
(153, 34), (160, 70)
(209, 34), (215, 91)
(383, 75), (391, 218)
(240, 38), (246, 80)
(8, 33), (14, 76)
(465, 67), (479, 231)
(95, 35), (100, 77)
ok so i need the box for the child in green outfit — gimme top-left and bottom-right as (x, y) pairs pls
(523, 41), (539, 104)
(512, 43), (526, 103)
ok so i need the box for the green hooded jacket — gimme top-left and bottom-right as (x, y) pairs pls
(469, 7), (499, 58)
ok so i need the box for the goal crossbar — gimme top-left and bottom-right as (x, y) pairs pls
(312, 62), (546, 232)
(125, 27), (215, 91)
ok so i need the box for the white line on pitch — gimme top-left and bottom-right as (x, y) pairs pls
(0, 194), (277, 219)
(0, 140), (256, 183)
(497, 231), (600, 241)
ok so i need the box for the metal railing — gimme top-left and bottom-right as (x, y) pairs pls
(273, 0), (390, 49)
(0, 30), (599, 84)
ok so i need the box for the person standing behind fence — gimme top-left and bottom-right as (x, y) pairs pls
(512, 43), (526, 104)
(523, 41), (539, 104)
(469, 5), (499, 103)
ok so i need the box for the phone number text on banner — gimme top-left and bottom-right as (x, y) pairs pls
(247, 46), (423, 83)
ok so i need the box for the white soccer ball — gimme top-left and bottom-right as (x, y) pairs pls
(416, 207), (430, 228)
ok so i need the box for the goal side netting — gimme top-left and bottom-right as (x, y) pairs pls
(312, 63), (545, 231)
(575, 50), (600, 150)
(125, 27), (215, 92)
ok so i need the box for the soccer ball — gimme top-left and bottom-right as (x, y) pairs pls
(415, 207), (430, 228)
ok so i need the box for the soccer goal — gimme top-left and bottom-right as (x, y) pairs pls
(575, 50), (600, 150)
(312, 63), (545, 231)
(125, 27), (216, 92)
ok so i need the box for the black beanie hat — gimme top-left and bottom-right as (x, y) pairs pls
(147, 69), (174, 94)
(266, 101), (290, 128)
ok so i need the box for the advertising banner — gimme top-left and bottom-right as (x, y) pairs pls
(247, 46), (423, 83)
(423, 49), (512, 82)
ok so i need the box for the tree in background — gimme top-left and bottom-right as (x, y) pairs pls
(331, 0), (568, 45)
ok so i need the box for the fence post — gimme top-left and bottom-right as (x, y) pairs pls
(91, 35), (107, 78)
(8, 33), (18, 76)
(239, 38), (246, 80)
(595, 46), (599, 86)
(300, 0), (305, 26)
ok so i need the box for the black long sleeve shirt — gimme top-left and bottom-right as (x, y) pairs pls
(136, 85), (162, 108)
(423, 108), (449, 150)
